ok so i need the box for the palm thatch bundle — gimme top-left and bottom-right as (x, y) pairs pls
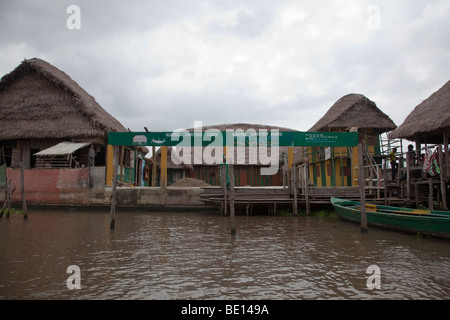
(0, 58), (127, 143)
(389, 80), (450, 143)
(309, 93), (396, 133)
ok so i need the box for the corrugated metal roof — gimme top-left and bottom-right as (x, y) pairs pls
(34, 141), (92, 156)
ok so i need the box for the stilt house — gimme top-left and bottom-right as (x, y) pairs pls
(307, 94), (396, 187)
(0, 58), (146, 203)
(389, 80), (450, 209)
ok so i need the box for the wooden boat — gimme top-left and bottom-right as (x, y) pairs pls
(330, 197), (450, 240)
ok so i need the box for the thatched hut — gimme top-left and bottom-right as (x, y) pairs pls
(0, 58), (146, 191)
(389, 80), (450, 182)
(153, 123), (304, 187)
(307, 93), (396, 187)
(389, 80), (450, 144)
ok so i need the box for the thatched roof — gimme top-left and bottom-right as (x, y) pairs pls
(309, 93), (396, 133)
(153, 123), (304, 167)
(389, 80), (450, 143)
(0, 58), (127, 143)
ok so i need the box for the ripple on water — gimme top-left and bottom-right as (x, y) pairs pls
(1, 211), (449, 299)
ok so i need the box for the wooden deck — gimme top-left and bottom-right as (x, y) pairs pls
(200, 185), (407, 213)
(200, 186), (362, 206)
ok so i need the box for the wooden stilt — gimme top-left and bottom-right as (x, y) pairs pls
(358, 134), (368, 233)
(20, 162), (27, 220)
(304, 164), (310, 215)
(428, 178), (434, 210)
(438, 145), (447, 210)
(229, 164), (236, 235)
(160, 146), (168, 188)
(292, 163), (298, 216)
(406, 153), (411, 203)
(110, 145), (119, 230)
(152, 146), (156, 187)
(219, 164), (227, 216)
(6, 179), (12, 219)
(288, 147), (294, 188)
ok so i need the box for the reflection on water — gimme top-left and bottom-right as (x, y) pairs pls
(0, 210), (449, 300)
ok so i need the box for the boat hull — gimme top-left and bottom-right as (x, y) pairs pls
(331, 197), (450, 240)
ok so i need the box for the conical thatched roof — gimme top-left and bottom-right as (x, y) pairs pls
(309, 93), (396, 133)
(0, 58), (127, 142)
(389, 80), (450, 143)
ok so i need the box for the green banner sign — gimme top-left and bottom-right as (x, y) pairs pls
(108, 131), (358, 147)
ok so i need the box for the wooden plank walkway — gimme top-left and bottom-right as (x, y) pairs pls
(200, 186), (362, 206)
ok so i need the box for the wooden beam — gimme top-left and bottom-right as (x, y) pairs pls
(20, 162), (27, 220)
(304, 164), (310, 215)
(160, 146), (167, 188)
(152, 146), (156, 187)
(110, 145), (119, 230)
(292, 163), (298, 216)
(229, 164), (236, 235)
(119, 146), (124, 183)
(106, 145), (114, 186)
(358, 134), (368, 233)
(438, 145), (447, 210)
(288, 147), (294, 187)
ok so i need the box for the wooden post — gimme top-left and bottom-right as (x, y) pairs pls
(20, 162), (28, 220)
(229, 164), (236, 235)
(406, 153), (411, 202)
(6, 178), (12, 219)
(292, 163), (298, 216)
(119, 146), (124, 183)
(0, 179), (9, 218)
(384, 158), (388, 206)
(110, 145), (119, 230)
(160, 146), (168, 188)
(438, 145), (447, 210)
(304, 163), (310, 215)
(444, 130), (449, 179)
(428, 178), (434, 210)
(220, 164), (228, 216)
(288, 147), (294, 188)
(358, 134), (368, 233)
(152, 146), (156, 187)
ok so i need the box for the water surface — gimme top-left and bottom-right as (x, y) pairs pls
(1, 210), (449, 300)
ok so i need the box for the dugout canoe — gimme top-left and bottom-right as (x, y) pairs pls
(330, 197), (450, 240)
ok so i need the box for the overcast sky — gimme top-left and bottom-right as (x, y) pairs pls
(1, 0), (449, 133)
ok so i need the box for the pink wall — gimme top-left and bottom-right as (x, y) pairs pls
(6, 168), (91, 204)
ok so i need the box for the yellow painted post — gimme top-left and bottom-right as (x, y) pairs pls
(288, 147), (294, 169)
(160, 146), (167, 188)
(288, 146), (294, 187)
(352, 146), (359, 186)
(106, 145), (114, 186)
(152, 146), (156, 186)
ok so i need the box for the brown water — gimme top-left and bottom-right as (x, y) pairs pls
(0, 210), (449, 300)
